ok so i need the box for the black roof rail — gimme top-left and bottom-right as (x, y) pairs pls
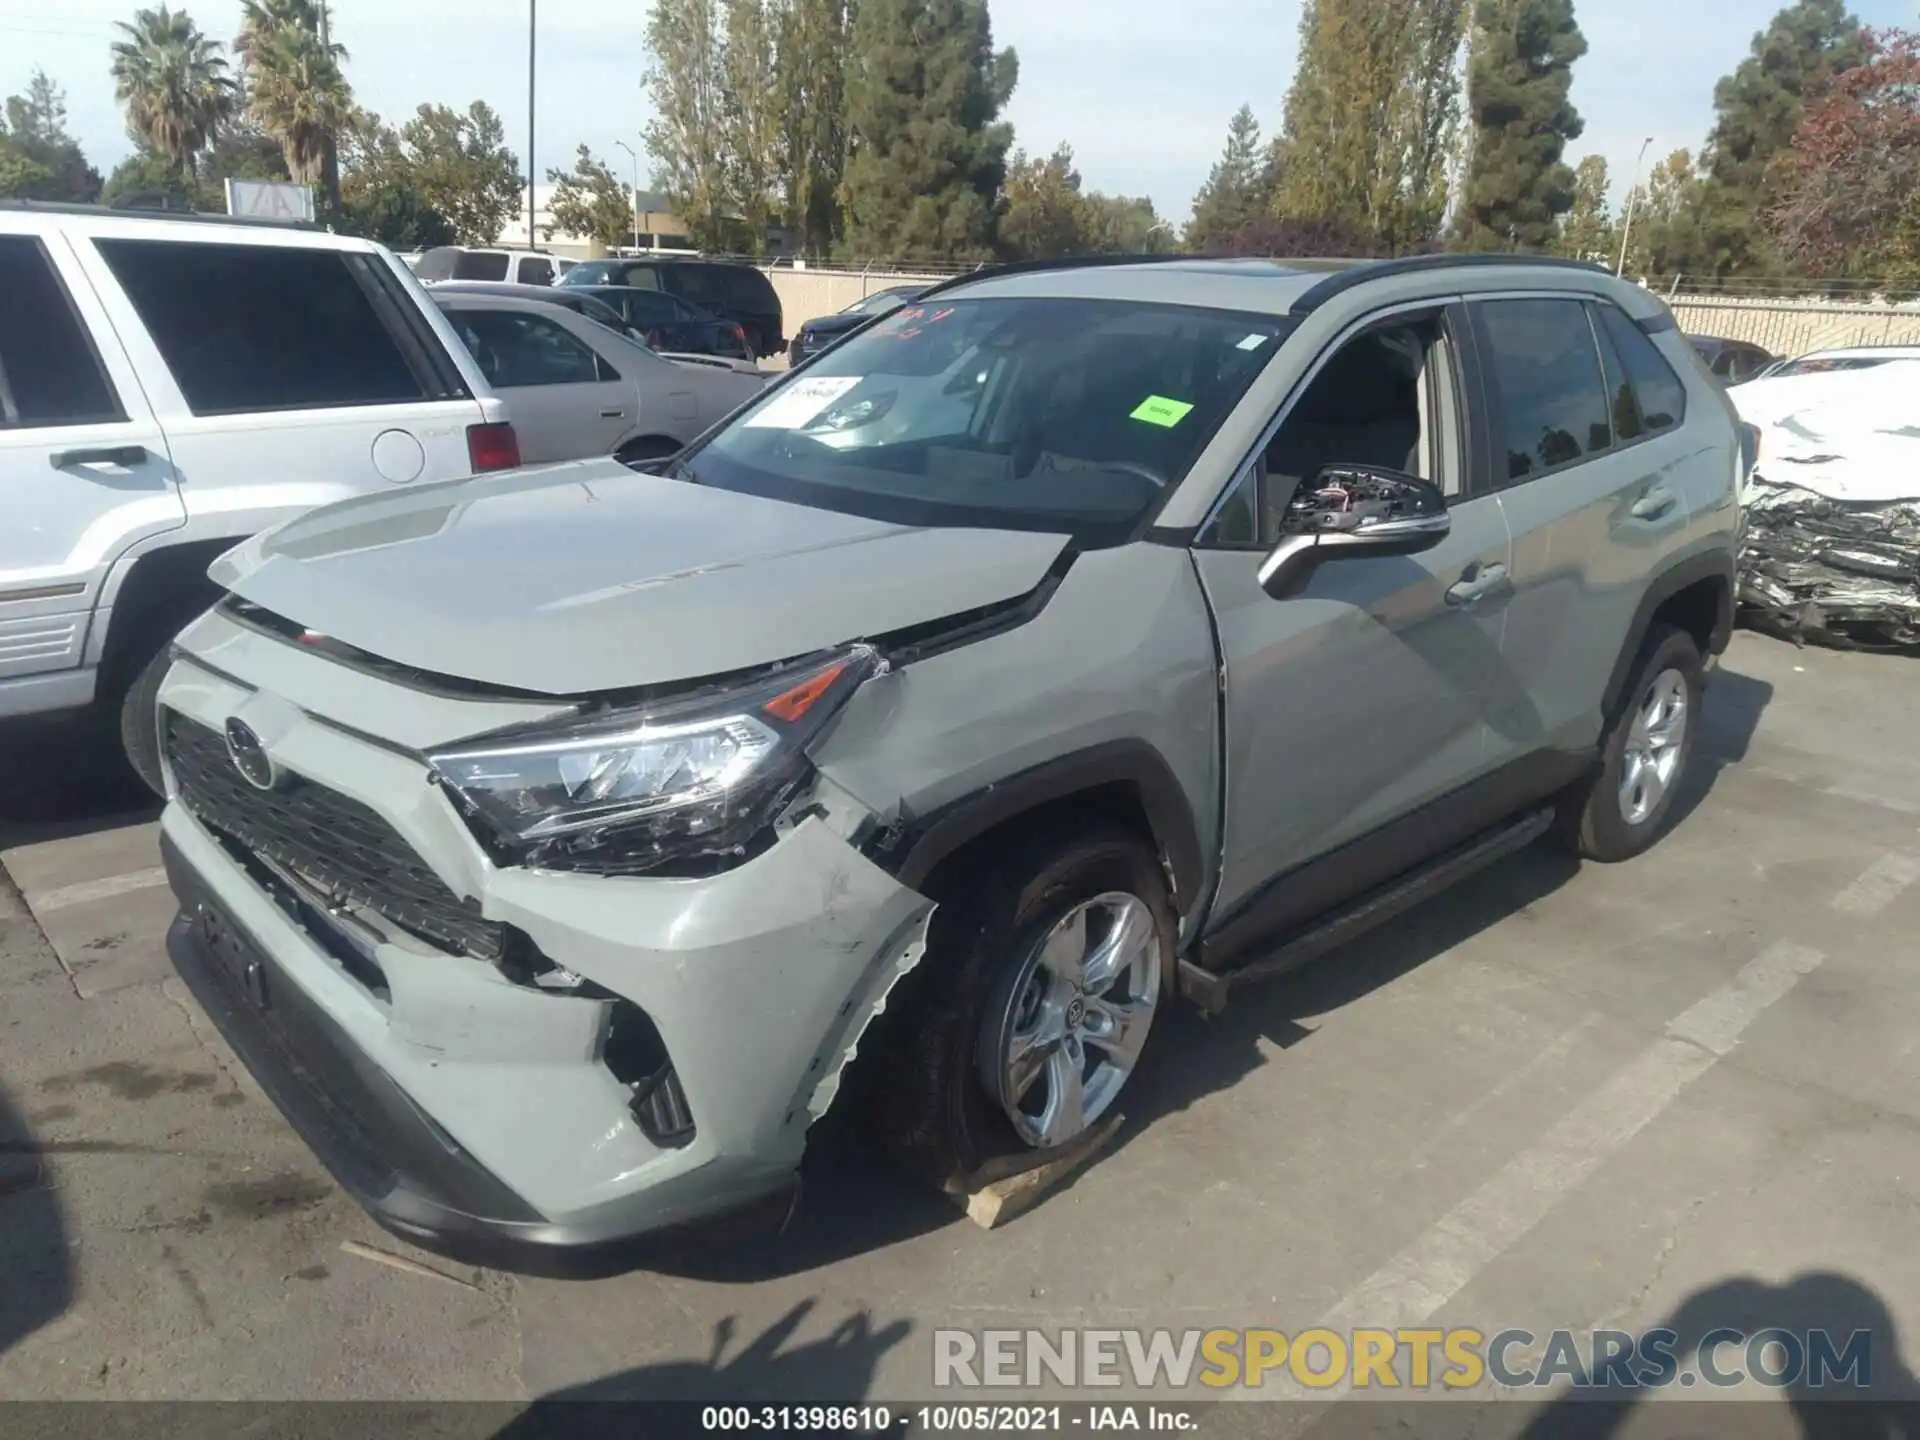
(1288, 252), (1611, 314)
(0, 197), (319, 231)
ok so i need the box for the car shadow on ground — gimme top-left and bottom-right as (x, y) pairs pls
(492, 1299), (914, 1430)
(619, 661), (1776, 1283)
(0, 711), (159, 846)
(0, 1082), (75, 1358)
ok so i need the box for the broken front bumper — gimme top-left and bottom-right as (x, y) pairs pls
(155, 644), (932, 1273)
(1738, 482), (1920, 650)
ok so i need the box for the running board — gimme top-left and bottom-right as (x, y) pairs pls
(1178, 807), (1556, 1014)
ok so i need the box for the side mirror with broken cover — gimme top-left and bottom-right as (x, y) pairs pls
(1258, 464), (1450, 600)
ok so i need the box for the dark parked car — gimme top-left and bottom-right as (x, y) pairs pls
(1687, 334), (1774, 386)
(788, 285), (929, 365)
(565, 284), (755, 362)
(559, 257), (784, 358)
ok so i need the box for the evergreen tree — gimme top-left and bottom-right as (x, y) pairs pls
(775, 0), (853, 255)
(999, 145), (1088, 260)
(1186, 105), (1270, 250)
(1272, 0), (1467, 251)
(0, 71), (102, 202)
(545, 145), (635, 248)
(1451, 0), (1587, 251)
(721, 0), (783, 252)
(644, 0), (732, 249)
(1690, 0), (1867, 278)
(1555, 153), (1613, 263)
(840, 0), (1018, 261)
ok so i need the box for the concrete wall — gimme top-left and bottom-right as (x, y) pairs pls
(764, 266), (1920, 360)
(769, 268), (950, 332)
(1666, 296), (1920, 356)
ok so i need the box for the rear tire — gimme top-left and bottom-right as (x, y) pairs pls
(1555, 624), (1702, 862)
(864, 818), (1174, 1193)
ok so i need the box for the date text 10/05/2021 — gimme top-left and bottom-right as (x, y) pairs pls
(699, 1406), (1198, 1432)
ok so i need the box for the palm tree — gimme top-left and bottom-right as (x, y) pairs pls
(109, 6), (236, 178)
(235, 0), (352, 208)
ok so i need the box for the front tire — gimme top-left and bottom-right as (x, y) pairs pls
(116, 643), (172, 798)
(1556, 624), (1702, 862)
(865, 819), (1174, 1193)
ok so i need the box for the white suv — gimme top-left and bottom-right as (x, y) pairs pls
(412, 246), (577, 287)
(0, 201), (520, 793)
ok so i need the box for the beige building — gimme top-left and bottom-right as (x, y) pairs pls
(491, 184), (691, 260)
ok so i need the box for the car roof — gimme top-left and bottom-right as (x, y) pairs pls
(0, 198), (386, 252)
(432, 289), (586, 314)
(431, 281), (589, 303)
(1793, 344), (1920, 359)
(933, 253), (1663, 321)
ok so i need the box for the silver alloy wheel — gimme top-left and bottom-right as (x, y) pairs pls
(980, 891), (1162, 1149)
(1620, 666), (1689, 825)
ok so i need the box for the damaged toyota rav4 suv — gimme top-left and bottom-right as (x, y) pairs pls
(157, 254), (1745, 1269)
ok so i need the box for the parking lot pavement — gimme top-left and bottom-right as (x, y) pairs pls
(5, 630), (1920, 1420)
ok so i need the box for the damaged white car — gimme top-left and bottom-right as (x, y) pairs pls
(1733, 360), (1920, 649)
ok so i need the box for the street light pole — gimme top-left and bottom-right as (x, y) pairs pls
(1616, 135), (1654, 279)
(615, 139), (640, 251)
(526, 0), (537, 251)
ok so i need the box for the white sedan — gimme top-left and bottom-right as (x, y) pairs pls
(432, 289), (768, 465)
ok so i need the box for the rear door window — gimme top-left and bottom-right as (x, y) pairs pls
(451, 251), (510, 281)
(615, 264), (663, 291)
(1473, 298), (1613, 483)
(450, 309), (607, 387)
(721, 267), (774, 309)
(518, 256), (555, 286)
(0, 235), (124, 428)
(1592, 305), (1687, 440)
(96, 239), (430, 415)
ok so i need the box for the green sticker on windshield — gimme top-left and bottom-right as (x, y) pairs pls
(1130, 395), (1194, 428)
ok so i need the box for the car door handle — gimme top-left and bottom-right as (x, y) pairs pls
(50, 445), (147, 469)
(1445, 562), (1508, 607)
(600, 408), (626, 419)
(1631, 487), (1678, 520)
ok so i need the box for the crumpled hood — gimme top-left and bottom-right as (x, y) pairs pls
(211, 458), (1070, 696)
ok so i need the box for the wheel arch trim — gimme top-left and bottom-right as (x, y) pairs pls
(875, 739), (1207, 910)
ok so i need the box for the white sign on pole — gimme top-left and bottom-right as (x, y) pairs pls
(224, 178), (316, 224)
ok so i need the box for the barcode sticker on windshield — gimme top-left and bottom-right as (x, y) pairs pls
(745, 376), (862, 429)
(1130, 395), (1195, 428)
(1238, 333), (1269, 351)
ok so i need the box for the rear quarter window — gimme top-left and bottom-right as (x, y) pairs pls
(1593, 305), (1687, 438)
(96, 239), (430, 415)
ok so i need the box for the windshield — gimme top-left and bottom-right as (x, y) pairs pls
(843, 288), (920, 316)
(683, 296), (1292, 547)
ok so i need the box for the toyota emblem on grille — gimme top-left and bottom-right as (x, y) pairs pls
(223, 718), (276, 790)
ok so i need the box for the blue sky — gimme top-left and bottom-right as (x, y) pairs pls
(5, 0), (1916, 226)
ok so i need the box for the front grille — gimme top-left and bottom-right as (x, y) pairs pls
(165, 711), (506, 961)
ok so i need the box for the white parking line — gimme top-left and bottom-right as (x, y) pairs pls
(1250, 940), (1826, 1399)
(29, 866), (170, 914)
(1831, 852), (1920, 917)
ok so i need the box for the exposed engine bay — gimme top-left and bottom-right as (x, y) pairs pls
(1739, 482), (1920, 651)
(1731, 364), (1920, 652)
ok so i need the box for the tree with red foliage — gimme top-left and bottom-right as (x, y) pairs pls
(1767, 27), (1920, 289)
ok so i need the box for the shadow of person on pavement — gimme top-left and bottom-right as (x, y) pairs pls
(492, 1297), (912, 1438)
(0, 1081), (75, 1357)
(1515, 1270), (1920, 1440)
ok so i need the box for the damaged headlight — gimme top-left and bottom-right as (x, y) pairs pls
(428, 646), (883, 873)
